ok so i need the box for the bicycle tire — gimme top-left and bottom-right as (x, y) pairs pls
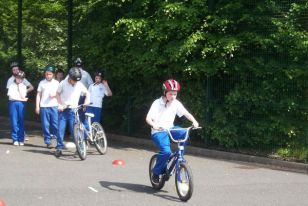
(91, 122), (107, 155)
(175, 162), (194, 201)
(73, 123), (87, 160)
(149, 154), (165, 190)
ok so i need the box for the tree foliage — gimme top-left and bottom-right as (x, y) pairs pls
(0, 0), (307, 156)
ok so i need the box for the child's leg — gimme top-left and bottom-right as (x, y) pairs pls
(8, 101), (18, 143)
(56, 110), (66, 149)
(50, 107), (59, 141)
(40, 107), (51, 145)
(78, 96), (86, 123)
(16, 101), (25, 143)
(93, 107), (102, 123)
(86, 106), (101, 123)
(67, 109), (75, 141)
(151, 132), (171, 175)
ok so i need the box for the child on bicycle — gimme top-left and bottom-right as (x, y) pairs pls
(86, 71), (112, 123)
(146, 79), (199, 183)
(7, 70), (28, 146)
(35, 65), (59, 148)
(55, 67), (90, 157)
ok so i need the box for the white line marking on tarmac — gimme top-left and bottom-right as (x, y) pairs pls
(88, 186), (98, 193)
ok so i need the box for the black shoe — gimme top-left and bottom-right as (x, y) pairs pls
(55, 149), (62, 157)
(152, 174), (160, 184)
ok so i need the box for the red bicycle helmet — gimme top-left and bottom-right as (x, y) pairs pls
(162, 79), (181, 92)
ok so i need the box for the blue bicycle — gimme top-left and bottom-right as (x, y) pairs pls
(149, 126), (201, 201)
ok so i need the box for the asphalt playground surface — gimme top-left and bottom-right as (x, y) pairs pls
(0, 117), (308, 206)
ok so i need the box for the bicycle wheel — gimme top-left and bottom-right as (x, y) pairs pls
(175, 162), (194, 202)
(91, 122), (107, 155)
(149, 154), (165, 190)
(73, 123), (87, 160)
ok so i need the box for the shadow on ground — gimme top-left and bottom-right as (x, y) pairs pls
(99, 180), (181, 202)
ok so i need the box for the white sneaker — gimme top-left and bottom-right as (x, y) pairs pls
(19, 142), (24, 146)
(13, 141), (19, 146)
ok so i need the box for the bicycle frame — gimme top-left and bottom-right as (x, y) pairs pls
(72, 105), (94, 142)
(164, 127), (195, 179)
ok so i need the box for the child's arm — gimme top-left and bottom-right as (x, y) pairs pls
(103, 80), (113, 96)
(18, 84), (28, 101)
(146, 116), (160, 130)
(184, 113), (199, 128)
(35, 91), (42, 114)
(27, 83), (34, 93)
(56, 92), (64, 111)
(84, 90), (91, 105)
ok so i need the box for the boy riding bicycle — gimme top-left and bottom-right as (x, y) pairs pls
(55, 67), (90, 157)
(146, 79), (199, 183)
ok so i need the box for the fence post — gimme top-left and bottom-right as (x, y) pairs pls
(17, 0), (22, 65)
(126, 96), (132, 136)
(67, 0), (73, 69)
(205, 75), (213, 146)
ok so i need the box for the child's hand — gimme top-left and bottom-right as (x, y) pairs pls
(49, 92), (56, 98)
(35, 107), (40, 115)
(152, 125), (163, 130)
(58, 104), (64, 112)
(192, 121), (199, 128)
(102, 80), (108, 86)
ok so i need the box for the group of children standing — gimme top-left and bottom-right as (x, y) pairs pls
(6, 58), (112, 157)
(6, 58), (200, 179)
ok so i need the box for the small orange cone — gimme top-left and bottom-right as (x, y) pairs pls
(112, 159), (125, 166)
(0, 199), (6, 206)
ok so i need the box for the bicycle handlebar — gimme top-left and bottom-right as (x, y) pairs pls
(159, 126), (202, 143)
(63, 103), (93, 111)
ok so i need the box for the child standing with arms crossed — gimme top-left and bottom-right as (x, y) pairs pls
(35, 65), (59, 148)
(7, 71), (28, 146)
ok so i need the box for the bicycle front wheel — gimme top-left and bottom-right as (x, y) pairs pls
(73, 123), (87, 160)
(175, 162), (194, 202)
(91, 122), (107, 155)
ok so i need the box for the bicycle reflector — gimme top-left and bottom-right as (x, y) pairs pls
(112, 159), (125, 166)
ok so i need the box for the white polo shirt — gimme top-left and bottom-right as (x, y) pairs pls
(146, 97), (189, 134)
(80, 69), (93, 89)
(6, 76), (31, 89)
(57, 79), (89, 108)
(7, 82), (27, 101)
(88, 83), (108, 108)
(37, 79), (59, 107)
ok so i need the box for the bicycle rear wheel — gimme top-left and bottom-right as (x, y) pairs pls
(175, 162), (194, 201)
(73, 123), (87, 160)
(91, 122), (107, 155)
(149, 154), (165, 190)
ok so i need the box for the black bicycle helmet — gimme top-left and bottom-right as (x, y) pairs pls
(68, 67), (82, 81)
(10, 62), (19, 69)
(44, 64), (56, 73)
(74, 57), (83, 67)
